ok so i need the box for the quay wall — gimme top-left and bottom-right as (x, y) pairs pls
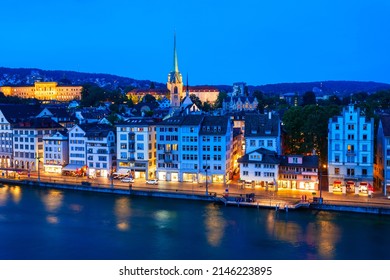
(310, 203), (390, 215)
(2, 178), (390, 215)
(1, 179), (216, 202)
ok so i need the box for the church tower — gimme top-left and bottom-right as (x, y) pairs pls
(167, 33), (183, 109)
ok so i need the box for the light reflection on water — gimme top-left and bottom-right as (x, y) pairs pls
(1, 185), (390, 260)
(0, 185), (22, 205)
(41, 190), (63, 212)
(265, 211), (340, 259)
(114, 197), (131, 231)
(204, 204), (226, 247)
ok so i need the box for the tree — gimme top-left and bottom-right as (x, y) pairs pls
(81, 83), (107, 107)
(282, 105), (339, 163)
(214, 91), (228, 108)
(202, 101), (212, 112)
(142, 94), (156, 103)
(302, 91), (316, 106)
(190, 94), (202, 109)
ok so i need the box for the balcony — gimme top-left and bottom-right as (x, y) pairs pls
(164, 158), (173, 163)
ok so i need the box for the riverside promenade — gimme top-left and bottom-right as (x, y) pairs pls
(1, 174), (390, 215)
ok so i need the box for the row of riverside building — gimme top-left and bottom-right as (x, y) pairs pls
(2, 101), (389, 195)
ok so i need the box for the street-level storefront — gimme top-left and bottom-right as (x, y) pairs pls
(333, 180), (342, 192)
(183, 172), (197, 182)
(88, 168), (108, 178)
(298, 180), (316, 190)
(157, 171), (178, 181)
(346, 181), (355, 193)
(44, 164), (62, 174)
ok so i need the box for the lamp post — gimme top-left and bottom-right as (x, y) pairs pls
(319, 163), (326, 204)
(35, 153), (41, 182)
(110, 165), (114, 188)
(205, 163), (209, 196)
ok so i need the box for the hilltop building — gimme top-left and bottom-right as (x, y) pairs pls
(0, 82), (82, 102)
(223, 82), (258, 112)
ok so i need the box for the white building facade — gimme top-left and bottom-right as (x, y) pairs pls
(244, 112), (281, 154)
(116, 118), (157, 179)
(238, 148), (280, 187)
(85, 125), (116, 178)
(12, 118), (63, 172)
(328, 104), (374, 193)
(68, 124), (87, 169)
(43, 131), (69, 174)
(156, 115), (233, 183)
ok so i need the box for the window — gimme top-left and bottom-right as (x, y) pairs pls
(347, 145), (354, 152)
(363, 134), (367, 140)
(120, 143), (127, 149)
(120, 134), (127, 141)
(243, 163), (248, 167)
(255, 171), (261, 176)
(137, 153), (144, 160)
(259, 140), (264, 146)
(250, 140), (255, 147)
(347, 156), (354, 163)
(362, 169), (368, 176)
(347, 134), (354, 140)
(335, 124), (340, 130)
(137, 143), (144, 150)
(243, 171), (248, 175)
(267, 140), (273, 147)
(137, 134), (144, 141)
(347, 168), (355, 176)
(362, 156), (367, 163)
(362, 144), (368, 151)
(335, 155), (340, 163)
(335, 134), (340, 140)
(363, 124), (367, 130)
(334, 168), (340, 175)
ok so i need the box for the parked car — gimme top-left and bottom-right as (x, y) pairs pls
(121, 177), (134, 183)
(146, 179), (158, 185)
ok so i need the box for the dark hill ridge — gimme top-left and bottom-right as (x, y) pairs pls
(0, 67), (165, 90)
(1, 67), (389, 95)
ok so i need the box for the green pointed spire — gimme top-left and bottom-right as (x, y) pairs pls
(173, 32), (179, 73)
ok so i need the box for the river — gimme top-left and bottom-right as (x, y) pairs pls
(1, 184), (389, 260)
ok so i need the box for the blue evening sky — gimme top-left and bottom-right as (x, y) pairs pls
(1, 0), (389, 86)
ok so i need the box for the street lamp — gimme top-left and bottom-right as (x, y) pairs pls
(319, 163), (326, 204)
(204, 163), (209, 196)
(35, 153), (41, 182)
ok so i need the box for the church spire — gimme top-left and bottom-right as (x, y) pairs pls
(173, 32), (179, 73)
(186, 73), (189, 97)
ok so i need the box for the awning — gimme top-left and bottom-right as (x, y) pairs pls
(346, 181), (355, 185)
(117, 169), (130, 175)
(62, 164), (84, 172)
(359, 182), (368, 186)
(334, 181), (341, 184)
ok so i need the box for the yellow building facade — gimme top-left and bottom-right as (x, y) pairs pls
(0, 82), (82, 101)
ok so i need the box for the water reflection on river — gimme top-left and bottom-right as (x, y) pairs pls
(0, 184), (389, 260)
